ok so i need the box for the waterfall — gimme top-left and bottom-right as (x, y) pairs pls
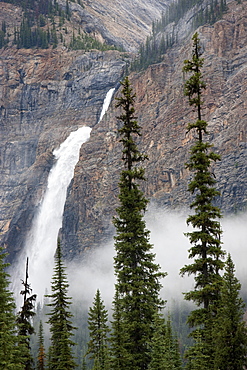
(99, 88), (115, 122)
(13, 87), (115, 304)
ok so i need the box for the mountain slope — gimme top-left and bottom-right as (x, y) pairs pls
(0, 0), (246, 262)
(61, 0), (247, 259)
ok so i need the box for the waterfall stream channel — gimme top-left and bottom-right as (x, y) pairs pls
(13, 87), (116, 305)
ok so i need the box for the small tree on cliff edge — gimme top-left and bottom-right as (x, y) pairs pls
(180, 33), (225, 366)
(112, 76), (166, 370)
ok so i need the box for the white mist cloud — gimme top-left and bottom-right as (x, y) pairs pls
(146, 209), (194, 306)
(67, 243), (116, 311)
(66, 208), (247, 311)
(221, 212), (247, 286)
(12, 205), (246, 311)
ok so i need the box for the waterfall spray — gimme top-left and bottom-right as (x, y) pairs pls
(13, 87), (115, 305)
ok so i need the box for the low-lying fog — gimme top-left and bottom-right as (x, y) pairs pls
(12, 207), (247, 311)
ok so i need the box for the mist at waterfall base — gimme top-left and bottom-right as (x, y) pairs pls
(67, 209), (247, 311)
(12, 88), (116, 308)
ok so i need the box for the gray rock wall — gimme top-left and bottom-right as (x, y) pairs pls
(1, 0), (247, 264)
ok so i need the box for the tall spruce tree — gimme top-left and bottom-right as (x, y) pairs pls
(46, 238), (76, 370)
(87, 289), (110, 370)
(16, 257), (37, 370)
(213, 254), (247, 370)
(0, 246), (23, 369)
(180, 32), (225, 365)
(112, 76), (166, 370)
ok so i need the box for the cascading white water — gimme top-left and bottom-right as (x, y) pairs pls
(14, 87), (115, 304)
(99, 88), (115, 122)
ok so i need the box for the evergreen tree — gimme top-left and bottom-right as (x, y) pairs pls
(148, 312), (182, 370)
(110, 287), (130, 369)
(87, 289), (110, 370)
(180, 32), (225, 365)
(16, 257), (37, 370)
(213, 254), (247, 370)
(46, 238), (76, 370)
(112, 76), (166, 370)
(37, 321), (46, 370)
(185, 331), (210, 370)
(148, 311), (167, 370)
(51, 24), (58, 48)
(0, 246), (23, 369)
(164, 315), (182, 369)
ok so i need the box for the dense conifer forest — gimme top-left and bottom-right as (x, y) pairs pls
(0, 0), (229, 52)
(131, 0), (228, 71)
(0, 0), (120, 50)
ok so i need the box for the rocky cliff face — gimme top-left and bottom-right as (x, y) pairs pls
(0, 0), (247, 262)
(61, 0), (247, 259)
(0, 47), (128, 262)
(60, 0), (168, 51)
(0, 0), (168, 262)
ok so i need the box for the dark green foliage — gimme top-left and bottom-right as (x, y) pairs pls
(46, 238), (77, 370)
(0, 31), (7, 48)
(37, 321), (45, 370)
(163, 316), (183, 369)
(148, 312), (182, 370)
(181, 31), (224, 314)
(213, 254), (247, 370)
(131, 31), (175, 71)
(31, 296), (90, 369)
(110, 287), (130, 369)
(132, 0), (228, 71)
(185, 331), (211, 370)
(193, 0), (227, 28)
(0, 246), (23, 369)
(14, 17), (53, 49)
(18, 18), (32, 48)
(87, 289), (110, 370)
(1, 0), (59, 16)
(112, 77), (166, 370)
(148, 312), (167, 370)
(1, 0), (63, 49)
(16, 257), (37, 370)
(69, 31), (121, 52)
(1, 0), (120, 50)
(66, 0), (71, 20)
(180, 32), (225, 366)
(0, 20), (8, 48)
(38, 14), (46, 27)
(50, 24), (58, 48)
(152, 0), (227, 34)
